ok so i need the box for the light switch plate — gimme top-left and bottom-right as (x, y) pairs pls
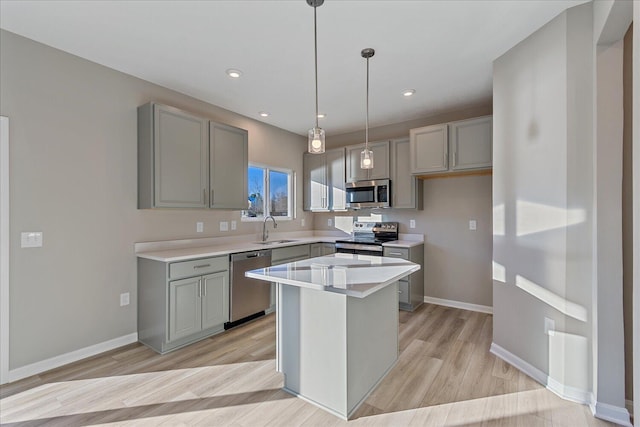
(410, 219), (416, 229)
(120, 292), (130, 307)
(301, 218), (305, 227)
(220, 221), (229, 232)
(328, 218), (333, 227)
(469, 220), (477, 231)
(231, 220), (237, 230)
(21, 231), (43, 248)
(196, 222), (204, 233)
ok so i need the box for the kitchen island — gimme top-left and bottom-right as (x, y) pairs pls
(246, 253), (420, 419)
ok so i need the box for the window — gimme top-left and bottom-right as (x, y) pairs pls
(243, 164), (293, 220)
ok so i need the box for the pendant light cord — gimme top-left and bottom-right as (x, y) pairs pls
(314, 5), (319, 129)
(365, 56), (369, 150)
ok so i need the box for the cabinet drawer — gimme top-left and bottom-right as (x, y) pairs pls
(272, 244), (310, 264)
(398, 280), (410, 304)
(383, 247), (409, 259)
(169, 256), (228, 280)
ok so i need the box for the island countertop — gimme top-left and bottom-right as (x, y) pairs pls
(246, 253), (420, 298)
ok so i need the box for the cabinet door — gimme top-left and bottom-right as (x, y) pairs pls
(310, 243), (322, 258)
(210, 122), (248, 209)
(368, 141), (390, 180)
(201, 271), (229, 330)
(326, 148), (346, 210)
(345, 145), (369, 182)
(391, 138), (422, 209)
(153, 104), (208, 208)
(321, 243), (336, 255)
(303, 152), (327, 211)
(409, 124), (448, 174)
(450, 116), (492, 171)
(168, 277), (202, 342)
(346, 141), (390, 182)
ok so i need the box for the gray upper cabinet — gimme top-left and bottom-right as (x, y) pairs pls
(345, 140), (390, 182)
(390, 138), (423, 210)
(303, 148), (345, 211)
(209, 122), (248, 209)
(409, 116), (492, 176)
(409, 124), (448, 174)
(449, 116), (492, 171)
(138, 103), (208, 209)
(138, 102), (249, 210)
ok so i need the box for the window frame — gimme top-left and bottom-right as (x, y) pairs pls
(241, 163), (295, 222)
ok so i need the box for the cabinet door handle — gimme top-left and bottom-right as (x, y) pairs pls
(453, 149), (457, 168)
(203, 279), (207, 297)
(389, 252), (403, 256)
(211, 189), (214, 205)
(193, 264), (211, 269)
(198, 279), (202, 298)
(444, 149), (448, 168)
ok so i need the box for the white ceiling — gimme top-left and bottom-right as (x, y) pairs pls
(0, 0), (588, 137)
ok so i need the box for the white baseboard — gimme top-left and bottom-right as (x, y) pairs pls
(589, 400), (632, 426)
(424, 296), (493, 314)
(2, 332), (138, 385)
(490, 342), (631, 427)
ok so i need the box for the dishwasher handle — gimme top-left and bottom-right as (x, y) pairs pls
(231, 250), (272, 262)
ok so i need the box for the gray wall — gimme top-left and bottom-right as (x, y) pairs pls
(316, 104), (494, 308)
(493, 0), (630, 416)
(0, 30), (309, 369)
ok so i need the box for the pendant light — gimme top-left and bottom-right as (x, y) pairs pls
(307, 0), (325, 154)
(360, 48), (375, 169)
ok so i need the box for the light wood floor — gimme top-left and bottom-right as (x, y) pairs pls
(0, 303), (619, 426)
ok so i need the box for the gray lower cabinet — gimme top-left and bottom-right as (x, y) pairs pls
(383, 245), (424, 311)
(267, 244), (311, 313)
(138, 255), (229, 353)
(310, 242), (336, 258)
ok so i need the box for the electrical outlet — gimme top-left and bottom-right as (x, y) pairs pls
(544, 317), (555, 335)
(120, 292), (130, 307)
(196, 222), (204, 233)
(410, 219), (416, 229)
(469, 220), (477, 231)
(231, 220), (237, 230)
(220, 221), (229, 232)
(301, 218), (305, 227)
(328, 218), (333, 227)
(21, 231), (43, 248)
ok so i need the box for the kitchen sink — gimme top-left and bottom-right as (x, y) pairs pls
(254, 239), (297, 245)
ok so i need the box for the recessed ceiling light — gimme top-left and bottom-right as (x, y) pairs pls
(259, 111), (270, 117)
(403, 89), (416, 97)
(226, 69), (242, 78)
(317, 113), (326, 119)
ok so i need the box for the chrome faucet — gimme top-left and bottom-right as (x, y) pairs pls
(262, 215), (277, 241)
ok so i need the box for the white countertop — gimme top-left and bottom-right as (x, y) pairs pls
(246, 253), (420, 298)
(135, 233), (424, 262)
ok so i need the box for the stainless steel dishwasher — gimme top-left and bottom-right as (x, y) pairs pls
(227, 249), (272, 329)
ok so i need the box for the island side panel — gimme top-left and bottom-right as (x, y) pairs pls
(346, 282), (399, 416)
(279, 283), (348, 418)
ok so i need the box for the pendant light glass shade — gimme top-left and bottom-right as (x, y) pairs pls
(307, 0), (325, 154)
(308, 126), (325, 153)
(360, 48), (375, 169)
(360, 148), (374, 169)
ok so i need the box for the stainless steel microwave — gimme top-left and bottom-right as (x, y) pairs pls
(345, 179), (391, 209)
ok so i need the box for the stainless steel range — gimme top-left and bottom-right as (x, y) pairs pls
(335, 222), (399, 255)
